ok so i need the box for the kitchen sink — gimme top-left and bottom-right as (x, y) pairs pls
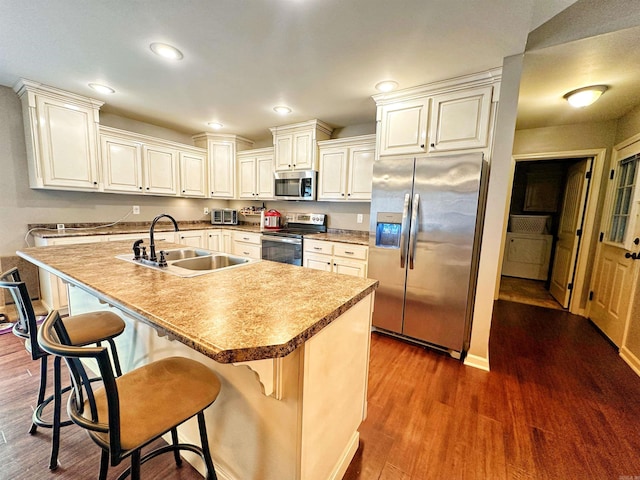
(115, 248), (257, 277)
(172, 255), (250, 271)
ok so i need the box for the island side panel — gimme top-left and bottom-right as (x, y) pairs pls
(68, 286), (301, 480)
(298, 293), (374, 480)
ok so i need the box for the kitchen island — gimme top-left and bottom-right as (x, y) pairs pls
(17, 240), (378, 480)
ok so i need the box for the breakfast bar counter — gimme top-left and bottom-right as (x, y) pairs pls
(17, 240), (378, 480)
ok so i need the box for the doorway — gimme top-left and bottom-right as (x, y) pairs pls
(498, 149), (605, 315)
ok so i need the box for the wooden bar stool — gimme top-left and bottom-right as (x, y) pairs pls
(37, 309), (221, 480)
(0, 267), (126, 470)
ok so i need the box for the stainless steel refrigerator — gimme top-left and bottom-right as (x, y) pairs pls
(368, 153), (486, 358)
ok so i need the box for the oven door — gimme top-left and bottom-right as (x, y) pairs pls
(261, 236), (303, 266)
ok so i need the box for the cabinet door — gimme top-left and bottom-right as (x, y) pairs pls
(177, 230), (205, 248)
(378, 98), (429, 156)
(428, 86), (493, 152)
(207, 231), (222, 251)
(318, 148), (348, 200)
(209, 143), (235, 198)
(293, 130), (314, 170)
(101, 134), (143, 193)
(143, 145), (178, 195)
(304, 253), (333, 272)
(347, 145), (375, 200)
(238, 156), (256, 199)
(180, 151), (207, 197)
(275, 134), (293, 171)
(222, 231), (233, 253)
(333, 258), (367, 278)
(36, 95), (100, 189)
(256, 154), (274, 199)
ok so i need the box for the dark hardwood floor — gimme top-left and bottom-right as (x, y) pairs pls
(2, 300), (640, 479)
(344, 300), (640, 480)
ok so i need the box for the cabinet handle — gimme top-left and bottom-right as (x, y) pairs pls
(93, 181), (98, 185)
(341, 193), (345, 196)
(146, 187), (150, 190)
(430, 143), (435, 148)
(242, 237), (249, 241)
(313, 246), (322, 250)
(243, 251), (250, 255)
(327, 262), (331, 265)
(347, 193), (351, 196)
(139, 186), (143, 190)
(182, 190), (186, 193)
(344, 251), (354, 255)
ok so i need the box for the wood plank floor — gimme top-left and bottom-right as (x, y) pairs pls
(2, 300), (640, 479)
(344, 300), (640, 480)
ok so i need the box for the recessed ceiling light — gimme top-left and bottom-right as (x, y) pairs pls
(564, 85), (608, 108)
(375, 80), (399, 92)
(207, 122), (223, 130)
(273, 105), (292, 115)
(88, 83), (115, 94)
(150, 42), (184, 60)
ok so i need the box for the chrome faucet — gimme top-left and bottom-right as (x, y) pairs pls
(149, 214), (179, 262)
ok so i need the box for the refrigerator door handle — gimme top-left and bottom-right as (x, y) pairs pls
(408, 193), (420, 269)
(400, 193), (411, 268)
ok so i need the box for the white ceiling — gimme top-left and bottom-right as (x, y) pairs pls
(0, 0), (581, 143)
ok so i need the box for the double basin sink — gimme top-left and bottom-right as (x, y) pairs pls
(116, 248), (256, 277)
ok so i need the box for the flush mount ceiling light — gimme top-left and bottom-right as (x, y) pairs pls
(375, 80), (399, 92)
(563, 85), (608, 108)
(273, 105), (292, 114)
(88, 83), (115, 94)
(207, 122), (223, 130)
(149, 42), (184, 60)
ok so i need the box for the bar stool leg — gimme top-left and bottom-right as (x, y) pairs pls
(197, 412), (217, 480)
(171, 428), (182, 466)
(29, 355), (48, 434)
(106, 338), (123, 377)
(130, 449), (141, 480)
(49, 356), (63, 470)
(98, 449), (109, 480)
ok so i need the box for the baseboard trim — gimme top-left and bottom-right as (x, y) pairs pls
(329, 431), (360, 480)
(464, 353), (490, 371)
(620, 346), (640, 378)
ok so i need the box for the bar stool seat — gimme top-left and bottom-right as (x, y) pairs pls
(38, 311), (221, 480)
(0, 267), (125, 470)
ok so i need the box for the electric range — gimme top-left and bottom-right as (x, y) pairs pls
(261, 213), (327, 265)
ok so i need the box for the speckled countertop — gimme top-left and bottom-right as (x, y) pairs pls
(17, 241), (377, 363)
(28, 221), (370, 245)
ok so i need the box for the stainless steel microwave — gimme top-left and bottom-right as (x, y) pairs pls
(274, 170), (317, 201)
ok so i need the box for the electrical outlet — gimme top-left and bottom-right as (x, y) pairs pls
(357, 214), (363, 224)
(132, 205), (140, 215)
(56, 223), (65, 231)
(204, 207), (210, 215)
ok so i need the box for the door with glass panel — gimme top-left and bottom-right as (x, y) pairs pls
(588, 142), (640, 347)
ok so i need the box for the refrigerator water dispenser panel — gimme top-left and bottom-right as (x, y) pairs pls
(375, 212), (403, 248)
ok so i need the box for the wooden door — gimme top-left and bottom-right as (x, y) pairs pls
(549, 160), (590, 307)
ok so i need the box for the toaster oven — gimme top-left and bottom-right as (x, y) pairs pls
(211, 209), (238, 225)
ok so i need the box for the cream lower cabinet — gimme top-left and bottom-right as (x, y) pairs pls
(317, 135), (376, 201)
(34, 235), (105, 312)
(303, 240), (368, 278)
(177, 230), (207, 248)
(206, 229), (233, 253)
(232, 231), (262, 259)
(15, 80), (103, 191)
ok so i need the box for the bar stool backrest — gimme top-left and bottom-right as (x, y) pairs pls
(0, 267), (46, 360)
(37, 311), (123, 462)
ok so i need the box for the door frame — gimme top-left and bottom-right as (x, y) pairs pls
(498, 148), (606, 315)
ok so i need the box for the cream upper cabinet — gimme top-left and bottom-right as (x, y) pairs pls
(101, 131), (143, 193)
(377, 98), (429, 156)
(427, 85), (493, 152)
(270, 120), (332, 171)
(318, 135), (376, 201)
(193, 133), (254, 199)
(15, 79), (104, 191)
(100, 126), (204, 197)
(179, 150), (207, 198)
(373, 69), (500, 158)
(237, 147), (274, 199)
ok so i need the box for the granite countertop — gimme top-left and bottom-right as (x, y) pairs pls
(28, 222), (369, 245)
(17, 241), (378, 363)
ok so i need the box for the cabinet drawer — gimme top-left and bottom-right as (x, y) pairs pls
(333, 243), (368, 261)
(232, 242), (261, 259)
(304, 239), (333, 255)
(232, 231), (262, 245)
